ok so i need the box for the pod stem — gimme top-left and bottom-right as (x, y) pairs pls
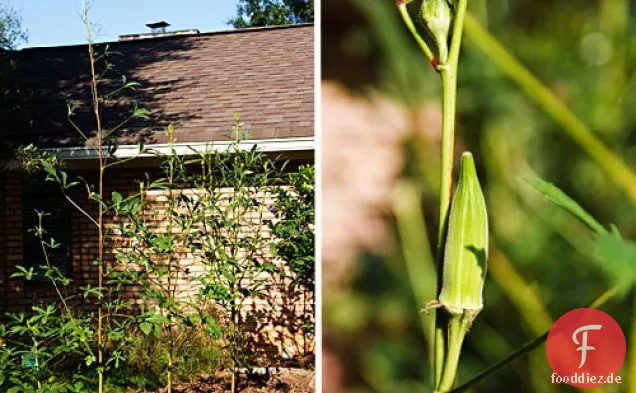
(434, 25), (459, 393)
(434, 29), (459, 393)
(437, 311), (473, 392)
(395, 0), (472, 389)
(434, 0), (470, 389)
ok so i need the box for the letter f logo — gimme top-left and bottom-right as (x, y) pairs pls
(547, 309), (626, 388)
(572, 324), (602, 368)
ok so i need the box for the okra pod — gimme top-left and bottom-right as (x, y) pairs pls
(439, 151), (488, 316)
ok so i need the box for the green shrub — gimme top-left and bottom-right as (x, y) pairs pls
(0, 305), (94, 392)
(122, 324), (223, 385)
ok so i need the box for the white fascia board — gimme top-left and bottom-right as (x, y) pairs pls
(42, 137), (314, 161)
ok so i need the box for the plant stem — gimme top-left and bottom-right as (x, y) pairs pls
(438, 312), (471, 392)
(434, 0), (469, 389)
(436, 67), (457, 248)
(449, 331), (548, 393)
(447, 0), (470, 67)
(394, 1), (474, 389)
(433, 310), (446, 388)
(37, 222), (94, 357)
(97, 167), (104, 393)
(437, 64), (457, 245)
(231, 368), (237, 393)
(167, 149), (174, 393)
(448, 285), (619, 393)
(436, 0), (469, 248)
(82, 2), (105, 389)
(433, 37), (458, 393)
(463, 13), (636, 204)
(168, 356), (173, 393)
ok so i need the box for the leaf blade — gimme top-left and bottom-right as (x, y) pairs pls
(522, 177), (607, 235)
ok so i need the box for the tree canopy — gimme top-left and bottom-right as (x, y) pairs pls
(0, 4), (28, 157)
(0, 4), (26, 49)
(229, 0), (313, 29)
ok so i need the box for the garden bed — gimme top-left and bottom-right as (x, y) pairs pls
(146, 368), (314, 393)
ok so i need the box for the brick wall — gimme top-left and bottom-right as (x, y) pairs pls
(0, 166), (314, 362)
(0, 171), (65, 309)
(0, 171), (6, 309)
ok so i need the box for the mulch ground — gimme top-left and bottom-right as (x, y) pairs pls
(150, 368), (314, 393)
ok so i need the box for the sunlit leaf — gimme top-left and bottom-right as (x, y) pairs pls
(522, 177), (607, 235)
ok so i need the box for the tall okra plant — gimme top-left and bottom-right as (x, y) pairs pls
(177, 116), (283, 393)
(108, 126), (206, 393)
(268, 164), (315, 350)
(4, 2), (150, 392)
(397, 0), (488, 391)
(397, 1), (636, 392)
(111, 117), (295, 393)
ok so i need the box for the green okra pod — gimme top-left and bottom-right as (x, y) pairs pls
(438, 151), (488, 316)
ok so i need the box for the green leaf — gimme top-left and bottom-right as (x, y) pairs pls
(40, 160), (58, 180)
(147, 314), (169, 324)
(11, 266), (34, 281)
(84, 355), (96, 366)
(80, 286), (101, 299)
(109, 350), (124, 369)
(132, 103), (151, 119)
(111, 191), (122, 205)
(595, 233), (636, 295)
(522, 177), (607, 235)
(139, 322), (152, 335)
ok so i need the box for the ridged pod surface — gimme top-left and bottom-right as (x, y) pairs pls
(439, 151), (488, 315)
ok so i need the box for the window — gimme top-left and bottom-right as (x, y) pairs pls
(22, 175), (72, 278)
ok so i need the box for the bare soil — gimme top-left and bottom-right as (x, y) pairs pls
(149, 368), (314, 393)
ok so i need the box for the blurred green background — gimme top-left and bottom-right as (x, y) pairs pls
(322, 0), (636, 392)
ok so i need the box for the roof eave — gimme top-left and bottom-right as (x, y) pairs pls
(41, 136), (315, 161)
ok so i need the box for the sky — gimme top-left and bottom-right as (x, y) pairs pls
(9, 0), (240, 48)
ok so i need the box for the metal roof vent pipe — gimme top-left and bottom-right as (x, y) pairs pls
(146, 21), (170, 34)
(118, 21), (200, 41)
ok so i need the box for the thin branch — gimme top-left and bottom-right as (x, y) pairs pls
(66, 115), (90, 142)
(36, 218), (95, 358)
(63, 192), (98, 227)
(103, 150), (146, 170)
(396, 1), (435, 64)
(103, 113), (136, 139)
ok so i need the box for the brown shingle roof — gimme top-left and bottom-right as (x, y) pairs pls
(3, 24), (313, 148)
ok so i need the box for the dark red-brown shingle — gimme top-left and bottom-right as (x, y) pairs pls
(3, 24), (313, 148)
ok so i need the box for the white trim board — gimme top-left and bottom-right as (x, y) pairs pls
(42, 137), (315, 161)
